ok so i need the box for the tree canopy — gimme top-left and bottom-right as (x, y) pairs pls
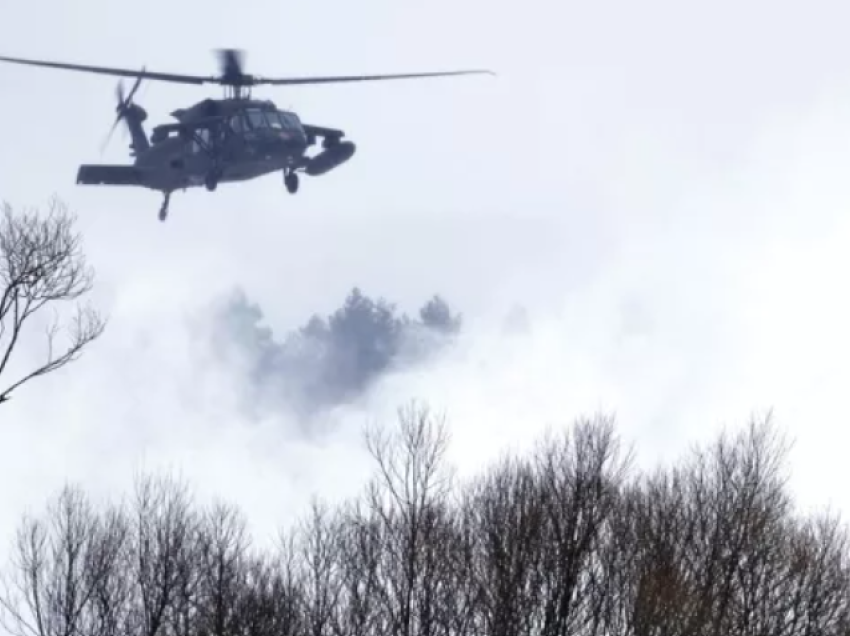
(1, 408), (847, 636)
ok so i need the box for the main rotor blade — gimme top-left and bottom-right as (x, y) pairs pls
(0, 54), (210, 84)
(258, 69), (495, 86)
(0, 52), (494, 88)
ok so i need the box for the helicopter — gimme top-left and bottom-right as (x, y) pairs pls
(0, 49), (492, 221)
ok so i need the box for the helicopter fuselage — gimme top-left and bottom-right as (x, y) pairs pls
(89, 97), (355, 193)
(134, 118), (308, 192)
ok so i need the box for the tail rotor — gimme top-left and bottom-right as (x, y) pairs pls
(100, 71), (144, 154)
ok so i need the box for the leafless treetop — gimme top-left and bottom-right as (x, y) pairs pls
(1, 408), (847, 636)
(0, 197), (105, 405)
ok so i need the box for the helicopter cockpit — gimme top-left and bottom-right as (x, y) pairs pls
(185, 105), (307, 156)
(229, 107), (305, 138)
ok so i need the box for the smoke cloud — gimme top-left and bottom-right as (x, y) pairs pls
(4, 0), (850, 574)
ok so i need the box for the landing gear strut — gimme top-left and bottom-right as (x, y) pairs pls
(284, 169), (299, 194)
(159, 191), (171, 222)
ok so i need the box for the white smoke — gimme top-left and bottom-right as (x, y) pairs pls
(3, 0), (850, 567)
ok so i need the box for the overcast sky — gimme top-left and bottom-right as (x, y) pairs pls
(2, 0), (850, 551)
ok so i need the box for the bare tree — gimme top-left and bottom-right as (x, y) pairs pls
(0, 475), (306, 636)
(673, 418), (794, 635)
(191, 501), (251, 636)
(230, 551), (304, 636)
(0, 486), (128, 636)
(605, 469), (697, 636)
(531, 416), (632, 636)
(356, 402), (458, 636)
(598, 415), (850, 636)
(0, 198), (105, 405)
(334, 499), (384, 636)
(462, 454), (545, 636)
(292, 499), (345, 636)
(780, 511), (850, 634)
(123, 474), (200, 636)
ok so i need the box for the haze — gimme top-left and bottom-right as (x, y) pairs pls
(2, 0), (850, 551)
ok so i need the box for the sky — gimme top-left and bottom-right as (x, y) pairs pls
(2, 0), (850, 555)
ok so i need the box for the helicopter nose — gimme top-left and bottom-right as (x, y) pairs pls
(271, 128), (307, 149)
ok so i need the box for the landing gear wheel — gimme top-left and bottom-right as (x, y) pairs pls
(205, 166), (222, 192)
(205, 172), (219, 192)
(284, 171), (299, 194)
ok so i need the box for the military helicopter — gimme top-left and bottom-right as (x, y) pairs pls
(0, 49), (492, 221)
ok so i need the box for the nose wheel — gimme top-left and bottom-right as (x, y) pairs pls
(284, 170), (299, 194)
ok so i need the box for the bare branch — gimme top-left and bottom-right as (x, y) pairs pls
(0, 197), (106, 405)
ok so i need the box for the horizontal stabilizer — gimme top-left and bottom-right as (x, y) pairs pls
(76, 164), (146, 186)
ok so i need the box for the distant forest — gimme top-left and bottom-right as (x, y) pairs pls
(213, 287), (463, 415)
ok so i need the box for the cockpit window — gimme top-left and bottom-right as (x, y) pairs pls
(245, 110), (267, 129)
(279, 112), (301, 129)
(267, 112), (284, 129)
(229, 114), (246, 133)
(238, 109), (302, 132)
